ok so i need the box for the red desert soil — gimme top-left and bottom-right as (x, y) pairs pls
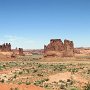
(47, 72), (88, 84)
(0, 84), (46, 90)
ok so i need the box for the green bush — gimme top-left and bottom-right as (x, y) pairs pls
(18, 71), (23, 75)
(26, 81), (31, 85)
(70, 88), (78, 90)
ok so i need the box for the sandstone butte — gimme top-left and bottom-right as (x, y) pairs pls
(44, 39), (74, 57)
(0, 43), (11, 52)
(0, 43), (25, 56)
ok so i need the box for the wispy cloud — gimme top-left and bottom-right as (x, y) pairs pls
(4, 35), (34, 43)
(2, 35), (35, 49)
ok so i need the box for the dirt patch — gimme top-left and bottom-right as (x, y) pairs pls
(0, 84), (46, 90)
(47, 72), (88, 84)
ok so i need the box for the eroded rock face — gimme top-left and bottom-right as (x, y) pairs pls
(0, 43), (11, 52)
(44, 39), (64, 52)
(19, 48), (24, 56)
(63, 40), (74, 57)
(44, 39), (74, 57)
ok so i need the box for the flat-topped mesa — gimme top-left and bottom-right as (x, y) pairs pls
(0, 43), (11, 52)
(44, 39), (64, 52)
(44, 39), (74, 57)
(50, 39), (62, 43)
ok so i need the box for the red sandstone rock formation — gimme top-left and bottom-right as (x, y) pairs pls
(0, 43), (11, 52)
(44, 39), (74, 57)
(44, 39), (64, 52)
(63, 39), (74, 57)
(19, 48), (24, 56)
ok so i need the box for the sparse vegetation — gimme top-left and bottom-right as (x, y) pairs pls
(84, 83), (90, 90)
(0, 55), (90, 90)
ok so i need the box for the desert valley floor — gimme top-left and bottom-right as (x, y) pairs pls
(0, 54), (90, 90)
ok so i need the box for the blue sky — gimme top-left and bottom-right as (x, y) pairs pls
(0, 0), (90, 49)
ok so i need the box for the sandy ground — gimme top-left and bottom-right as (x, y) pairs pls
(0, 84), (46, 90)
(47, 72), (71, 83)
(47, 72), (88, 84)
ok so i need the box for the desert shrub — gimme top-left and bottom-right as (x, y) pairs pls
(71, 88), (78, 90)
(26, 69), (30, 73)
(34, 80), (43, 86)
(37, 73), (43, 77)
(10, 87), (19, 90)
(15, 88), (19, 90)
(53, 64), (66, 72)
(0, 65), (5, 70)
(68, 68), (78, 74)
(87, 70), (90, 74)
(18, 71), (23, 75)
(10, 88), (13, 90)
(44, 78), (49, 82)
(67, 79), (73, 85)
(84, 83), (90, 90)
(33, 69), (38, 73)
(70, 87), (79, 90)
(40, 79), (49, 83)
(38, 64), (42, 68)
(26, 81), (31, 85)
(67, 79), (71, 82)
(14, 74), (17, 79)
(60, 83), (66, 89)
(0, 79), (4, 83)
(44, 84), (49, 88)
(34, 78), (49, 86)
(18, 81), (23, 85)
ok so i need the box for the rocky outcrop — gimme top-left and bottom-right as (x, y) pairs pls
(44, 39), (64, 52)
(0, 43), (11, 52)
(19, 48), (24, 56)
(44, 39), (74, 57)
(63, 40), (74, 57)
